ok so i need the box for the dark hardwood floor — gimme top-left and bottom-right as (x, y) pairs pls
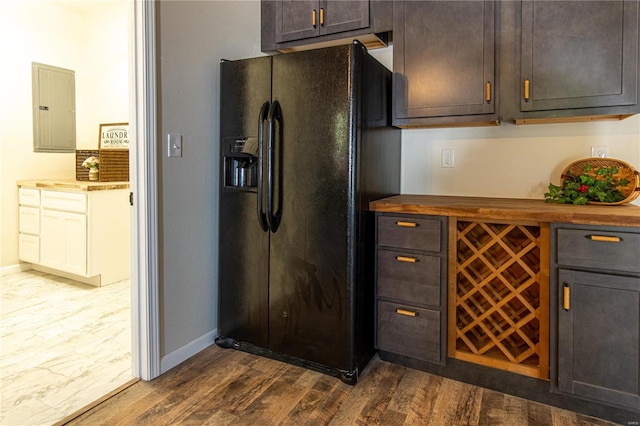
(61, 345), (618, 425)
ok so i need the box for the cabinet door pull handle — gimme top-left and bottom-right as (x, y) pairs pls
(563, 283), (570, 311)
(485, 81), (491, 103)
(523, 79), (530, 102)
(396, 308), (418, 317)
(396, 221), (418, 228)
(587, 234), (622, 243)
(312, 9), (317, 27)
(320, 7), (324, 25)
(396, 256), (418, 263)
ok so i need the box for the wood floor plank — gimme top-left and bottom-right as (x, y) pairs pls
(386, 367), (424, 415)
(326, 358), (401, 425)
(62, 346), (621, 426)
(228, 365), (308, 424)
(526, 399), (554, 426)
(403, 373), (444, 424)
(503, 394), (531, 425)
(302, 377), (350, 425)
(357, 362), (406, 424)
(429, 379), (483, 426)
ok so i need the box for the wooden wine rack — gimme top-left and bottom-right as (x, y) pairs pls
(448, 219), (549, 379)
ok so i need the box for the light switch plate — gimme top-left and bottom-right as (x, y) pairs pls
(168, 133), (182, 157)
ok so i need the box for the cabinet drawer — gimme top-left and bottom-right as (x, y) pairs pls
(377, 215), (441, 252)
(557, 228), (640, 274)
(377, 249), (440, 306)
(19, 188), (40, 207)
(41, 190), (87, 213)
(19, 206), (40, 235)
(19, 234), (39, 264)
(377, 300), (441, 363)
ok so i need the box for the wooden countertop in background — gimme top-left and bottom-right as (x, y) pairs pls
(370, 195), (640, 227)
(17, 179), (129, 192)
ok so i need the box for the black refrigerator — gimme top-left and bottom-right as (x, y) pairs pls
(217, 41), (400, 384)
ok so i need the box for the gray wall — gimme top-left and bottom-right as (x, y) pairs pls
(157, 1), (264, 360)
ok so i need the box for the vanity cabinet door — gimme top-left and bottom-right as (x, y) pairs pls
(40, 209), (87, 276)
(519, 0), (638, 114)
(557, 269), (640, 412)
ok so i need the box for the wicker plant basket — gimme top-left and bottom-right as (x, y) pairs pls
(561, 157), (640, 205)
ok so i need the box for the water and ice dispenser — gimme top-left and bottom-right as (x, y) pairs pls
(223, 137), (258, 190)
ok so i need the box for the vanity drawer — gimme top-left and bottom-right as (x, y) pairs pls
(19, 206), (40, 235)
(557, 228), (640, 274)
(41, 190), (87, 213)
(19, 234), (39, 264)
(377, 300), (441, 363)
(377, 249), (440, 307)
(377, 215), (442, 252)
(19, 188), (40, 207)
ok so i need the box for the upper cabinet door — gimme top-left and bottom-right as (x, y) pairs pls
(393, 1), (496, 125)
(276, 0), (369, 43)
(321, 1), (369, 36)
(276, 0), (319, 43)
(520, 0), (639, 112)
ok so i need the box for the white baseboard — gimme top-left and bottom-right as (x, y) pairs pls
(159, 328), (218, 374)
(0, 263), (33, 275)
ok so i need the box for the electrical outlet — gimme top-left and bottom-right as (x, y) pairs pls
(441, 149), (454, 168)
(591, 146), (608, 158)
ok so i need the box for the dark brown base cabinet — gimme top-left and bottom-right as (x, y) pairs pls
(551, 224), (640, 412)
(375, 214), (448, 365)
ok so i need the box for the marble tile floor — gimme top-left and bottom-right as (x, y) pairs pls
(0, 269), (133, 426)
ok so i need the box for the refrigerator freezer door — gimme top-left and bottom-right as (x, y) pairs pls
(219, 57), (272, 348)
(268, 45), (357, 370)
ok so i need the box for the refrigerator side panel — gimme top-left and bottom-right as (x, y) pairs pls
(353, 49), (402, 372)
(218, 57), (272, 348)
(268, 45), (353, 371)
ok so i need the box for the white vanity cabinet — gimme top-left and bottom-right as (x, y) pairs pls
(18, 188), (41, 264)
(39, 191), (88, 276)
(18, 182), (130, 286)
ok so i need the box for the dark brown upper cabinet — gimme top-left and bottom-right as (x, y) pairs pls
(392, 1), (498, 128)
(276, 0), (368, 43)
(515, 0), (639, 123)
(261, 0), (392, 53)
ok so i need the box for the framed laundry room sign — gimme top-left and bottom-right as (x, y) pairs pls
(99, 122), (129, 149)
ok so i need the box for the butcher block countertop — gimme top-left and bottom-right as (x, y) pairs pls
(18, 179), (129, 192)
(370, 195), (640, 228)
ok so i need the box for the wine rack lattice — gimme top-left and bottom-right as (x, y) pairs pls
(450, 220), (549, 379)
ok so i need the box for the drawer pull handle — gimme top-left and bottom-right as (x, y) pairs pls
(396, 256), (418, 263)
(396, 221), (418, 228)
(587, 235), (622, 243)
(563, 283), (570, 311)
(523, 79), (530, 102)
(396, 308), (418, 317)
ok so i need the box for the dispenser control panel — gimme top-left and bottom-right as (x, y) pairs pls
(223, 137), (258, 190)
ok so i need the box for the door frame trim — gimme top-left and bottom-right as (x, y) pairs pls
(129, 0), (160, 381)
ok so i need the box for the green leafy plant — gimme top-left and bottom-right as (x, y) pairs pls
(544, 164), (630, 205)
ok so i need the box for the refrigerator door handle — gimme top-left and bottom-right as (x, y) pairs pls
(256, 101), (270, 232)
(266, 100), (282, 233)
